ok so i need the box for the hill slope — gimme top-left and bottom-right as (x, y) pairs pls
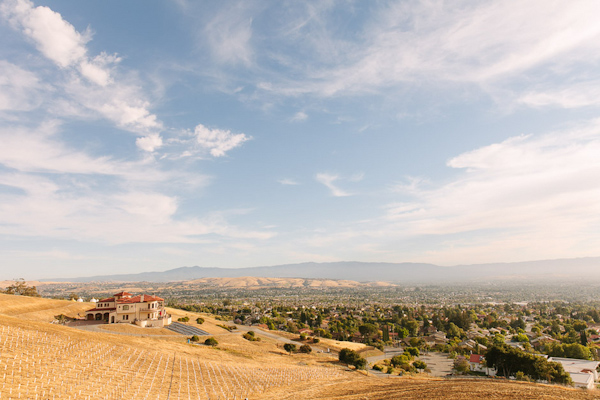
(1, 294), (598, 399)
(46, 257), (600, 283)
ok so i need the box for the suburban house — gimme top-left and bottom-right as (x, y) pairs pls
(85, 291), (172, 328)
(469, 354), (496, 376)
(548, 357), (600, 390)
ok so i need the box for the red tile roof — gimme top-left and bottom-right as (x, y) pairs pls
(113, 292), (132, 297)
(116, 294), (164, 304)
(469, 354), (484, 364)
(98, 297), (115, 302)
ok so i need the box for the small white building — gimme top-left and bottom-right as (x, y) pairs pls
(548, 357), (600, 390)
(569, 372), (595, 390)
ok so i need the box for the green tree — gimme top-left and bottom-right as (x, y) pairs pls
(339, 348), (367, 369)
(580, 330), (588, 346)
(514, 333), (529, 343)
(454, 358), (470, 374)
(382, 325), (390, 342)
(405, 347), (420, 357)
(486, 344), (571, 384)
(204, 337), (218, 346)
(283, 343), (296, 354)
(404, 320), (419, 337)
(493, 334), (506, 345)
(546, 343), (592, 360)
(359, 323), (378, 339)
(446, 323), (464, 339)
(573, 320), (587, 332)
(391, 354), (411, 367)
(413, 360), (427, 370)
(299, 344), (312, 353)
(3, 279), (40, 297)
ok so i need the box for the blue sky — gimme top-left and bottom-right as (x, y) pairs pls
(1, 0), (600, 279)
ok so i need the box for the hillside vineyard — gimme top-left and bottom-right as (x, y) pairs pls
(0, 324), (340, 399)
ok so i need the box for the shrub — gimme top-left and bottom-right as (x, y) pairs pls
(399, 363), (415, 372)
(391, 354), (411, 367)
(453, 358), (470, 374)
(313, 338), (320, 343)
(196, 317), (204, 324)
(284, 343), (296, 353)
(204, 337), (218, 346)
(339, 348), (367, 369)
(299, 344), (312, 353)
(300, 333), (307, 340)
(515, 371), (531, 381)
(405, 347), (420, 357)
(372, 364), (384, 372)
(190, 335), (200, 342)
(177, 316), (190, 323)
(413, 360), (427, 370)
(243, 332), (261, 342)
(217, 324), (235, 331)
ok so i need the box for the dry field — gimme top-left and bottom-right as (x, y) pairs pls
(0, 316), (342, 399)
(98, 324), (180, 336)
(0, 294), (91, 321)
(1, 293), (600, 400)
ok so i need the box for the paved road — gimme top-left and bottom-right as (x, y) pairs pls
(366, 346), (404, 364)
(234, 325), (299, 345)
(68, 321), (184, 337)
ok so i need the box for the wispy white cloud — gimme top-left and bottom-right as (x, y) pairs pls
(193, 124), (251, 157)
(204, 4), (254, 66)
(295, 119), (600, 264)
(254, 1), (600, 107)
(316, 173), (351, 197)
(0, 61), (43, 112)
(381, 119), (600, 262)
(136, 133), (164, 153)
(278, 178), (299, 185)
(518, 81), (600, 109)
(1, 0), (163, 141)
(291, 111), (308, 122)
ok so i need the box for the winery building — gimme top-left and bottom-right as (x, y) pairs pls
(85, 291), (172, 328)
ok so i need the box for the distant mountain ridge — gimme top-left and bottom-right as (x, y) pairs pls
(43, 257), (600, 283)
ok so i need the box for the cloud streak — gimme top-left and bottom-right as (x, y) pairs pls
(316, 173), (351, 197)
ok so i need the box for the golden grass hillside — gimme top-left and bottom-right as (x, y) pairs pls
(0, 293), (92, 321)
(185, 276), (397, 288)
(1, 293), (599, 400)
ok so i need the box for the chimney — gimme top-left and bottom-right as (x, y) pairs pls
(141, 294), (144, 302)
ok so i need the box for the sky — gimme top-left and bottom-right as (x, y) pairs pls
(1, 0), (600, 279)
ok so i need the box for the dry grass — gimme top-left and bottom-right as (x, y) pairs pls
(312, 337), (367, 352)
(0, 314), (342, 399)
(166, 307), (236, 335)
(272, 376), (600, 400)
(0, 294), (91, 321)
(2, 294), (600, 400)
(99, 324), (180, 336)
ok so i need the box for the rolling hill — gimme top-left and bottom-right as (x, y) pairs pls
(0, 294), (598, 399)
(44, 257), (600, 284)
